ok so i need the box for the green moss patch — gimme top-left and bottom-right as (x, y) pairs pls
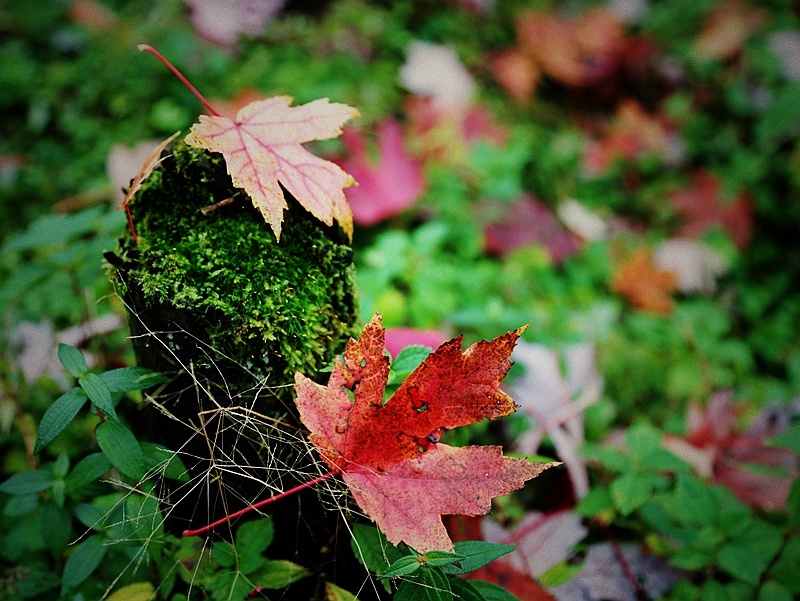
(108, 141), (358, 400)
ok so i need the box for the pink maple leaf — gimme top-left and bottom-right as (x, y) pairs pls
(334, 119), (425, 226)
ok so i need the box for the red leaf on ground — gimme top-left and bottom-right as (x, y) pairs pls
(668, 170), (753, 249)
(582, 99), (683, 175)
(334, 119), (425, 226)
(294, 314), (554, 553)
(489, 8), (645, 101)
(184, 96), (358, 240)
(664, 392), (799, 510)
(481, 194), (581, 263)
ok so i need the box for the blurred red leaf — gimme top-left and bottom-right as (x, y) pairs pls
(582, 100), (682, 175)
(334, 119), (425, 226)
(489, 8), (649, 101)
(664, 392), (799, 511)
(482, 194), (581, 263)
(668, 170), (753, 249)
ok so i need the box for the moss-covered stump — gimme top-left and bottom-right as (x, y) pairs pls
(106, 141), (361, 592)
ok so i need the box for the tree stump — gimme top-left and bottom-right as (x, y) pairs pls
(106, 141), (368, 598)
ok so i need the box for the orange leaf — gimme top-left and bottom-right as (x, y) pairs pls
(184, 96), (359, 240)
(694, 0), (768, 61)
(610, 248), (678, 314)
(294, 314), (554, 553)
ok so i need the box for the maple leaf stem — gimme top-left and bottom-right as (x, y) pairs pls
(181, 470), (338, 538)
(137, 44), (222, 117)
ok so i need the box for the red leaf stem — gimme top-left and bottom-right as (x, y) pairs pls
(181, 470), (337, 537)
(137, 44), (221, 117)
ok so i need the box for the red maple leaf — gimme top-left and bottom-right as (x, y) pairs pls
(668, 170), (753, 249)
(294, 314), (554, 553)
(334, 119), (425, 226)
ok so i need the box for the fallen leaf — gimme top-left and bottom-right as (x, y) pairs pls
(508, 342), (602, 499)
(294, 314), (554, 553)
(184, 96), (359, 240)
(334, 119), (425, 226)
(581, 99), (683, 175)
(663, 392), (800, 510)
(557, 199), (609, 242)
(653, 238), (729, 294)
(404, 96), (506, 167)
(610, 248), (678, 314)
(489, 8), (636, 101)
(668, 170), (753, 249)
(694, 0), (767, 61)
(445, 515), (558, 601)
(483, 510), (587, 578)
(106, 139), (169, 203)
(399, 40), (476, 110)
(768, 30), (800, 81)
(118, 132), (180, 242)
(185, 0), (285, 46)
(482, 194), (581, 263)
(549, 543), (683, 601)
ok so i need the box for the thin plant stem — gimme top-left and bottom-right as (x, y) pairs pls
(182, 471), (337, 537)
(137, 44), (221, 117)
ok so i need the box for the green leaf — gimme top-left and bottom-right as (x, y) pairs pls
(80, 372), (117, 420)
(787, 479), (800, 527)
(0, 469), (53, 495)
(52, 452), (70, 478)
(379, 555), (422, 579)
(2, 493), (39, 517)
(718, 520), (783, 585)
(395, 567), (452, 601)
(442, 541), (515, 575)
(235, 516), (274, 558)
(213, 541), (236, 568)
(351, 523), (404, 575)
(538, 561), (583, 587)
(107, 582), (156, 601)
(609, 472), (653, 516)
(250, 559), (310, 589)
(450, 577), (489, 601)
(75, 503), (106, 531)
(758, 581), (794, 601)
(575, 487), (614, 517)
(58, 343), (89, 378)
(12, 564), (59, 598)
(140, 442), (190, 482)
(65, 453), (111, 495)
(60, 534), (107, 595)
(33, 387), (87, 454)
(424, 550), (467, 568)
(390, 345), (433, 377)
(469, 580), (522, 601)
(325, 582), (360, 601)
(100, 366), (168, 393)
(767, 424), (800, 455)
(41, 502), (72, 553)
(95, 419), (145, 480)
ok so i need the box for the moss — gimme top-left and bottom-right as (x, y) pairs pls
(108, 141), (358, 402)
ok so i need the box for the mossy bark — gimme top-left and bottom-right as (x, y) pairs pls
(106, 141), (367, 598)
